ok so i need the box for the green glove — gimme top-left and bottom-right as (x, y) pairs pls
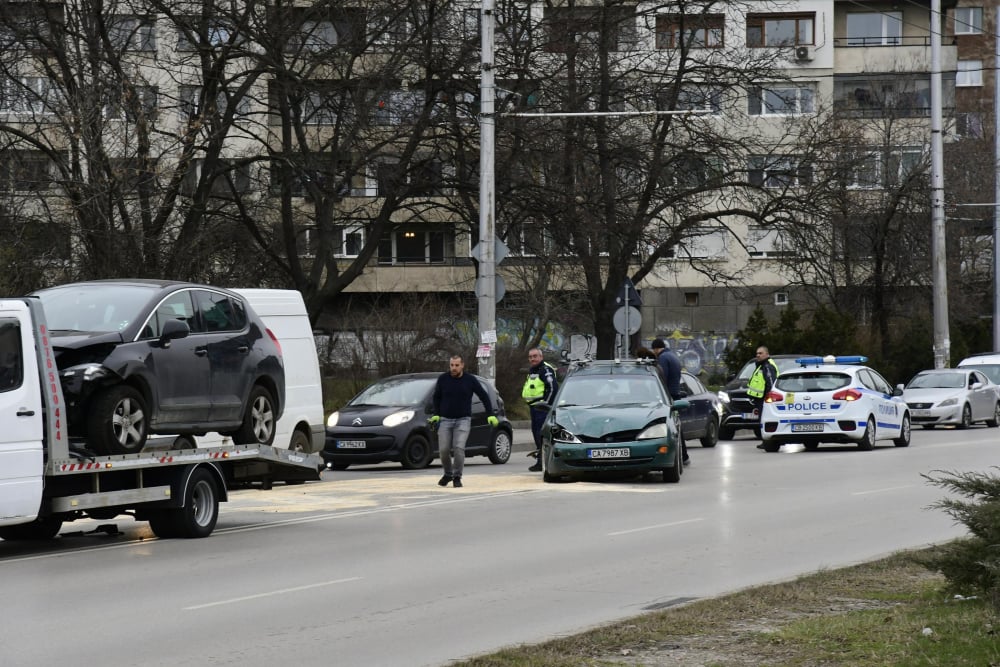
(487, 416), (499, 427)
(428, 415), (441, 424)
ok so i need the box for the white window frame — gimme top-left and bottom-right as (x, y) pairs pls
(956, 60), (983, 87)
(749, 84), (815, 116)
(109, 15), (157, 51)
(954, 7), (983, 34)
(749, 156), (812, 188)
(672, 85), (723, 115)
(0, 77), (56, 115)
(844, 146), (925, 189)
(774, 292), (789, 306)
(333, 225), (364, 257)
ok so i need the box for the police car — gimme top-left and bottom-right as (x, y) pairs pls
(760, 356), (911, 452)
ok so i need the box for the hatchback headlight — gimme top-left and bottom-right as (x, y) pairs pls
(551, 425), (582, 443)
(326, 411), (340, 427)
(61, 363), (109, 381)
(637, 422), (668, 440)
(383, 410), (415, 427)
(718, 390), (730, 404)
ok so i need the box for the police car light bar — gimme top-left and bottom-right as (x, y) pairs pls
(796, 355), (869, 365)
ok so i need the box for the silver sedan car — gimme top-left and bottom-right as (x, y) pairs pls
(900, 368), (1000, 429)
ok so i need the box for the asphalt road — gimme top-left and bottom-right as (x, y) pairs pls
(0, 426), (991, 666)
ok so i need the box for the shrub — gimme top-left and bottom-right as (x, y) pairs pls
(920, 467), (1000, 611)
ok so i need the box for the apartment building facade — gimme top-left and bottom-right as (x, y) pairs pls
(0, 0), (969, 355)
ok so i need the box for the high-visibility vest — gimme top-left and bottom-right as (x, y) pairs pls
(747, 358), (779, 398)
(522, 362), (556, 402)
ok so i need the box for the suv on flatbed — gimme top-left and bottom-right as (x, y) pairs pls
(718, 354), (811, 440)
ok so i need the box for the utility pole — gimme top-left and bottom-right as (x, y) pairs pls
(930, 0), (950, 368)
(477, 0), (497, 382)
(994, 6), (1000, 349)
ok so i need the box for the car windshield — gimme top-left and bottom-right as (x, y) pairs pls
(558, 376), (663, 407)
(907, 372), (966, 389)
(774, 372), (851, 392)
(34, 284), (158, 333)
(350, 377), (436, 407)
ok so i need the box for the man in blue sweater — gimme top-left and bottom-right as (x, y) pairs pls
(429, 354), (499, 488)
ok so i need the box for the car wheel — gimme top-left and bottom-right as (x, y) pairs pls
(894, 413), (911, 447)
(233, 385), (277, 446)
(172, 435), (197, 449)
(487, 429), (512, 464)
(987, 404), (1000, 428)
(88, 385), (148, 455)
(662, 447), (682, 483)
(718, 425), (735, 441)
(753, 427), (762, 439)
(857, 416), (876, 451)
(699, 417), (719, 448)
(288, 429), (310, 453)
(762, 441), (780, 453)
(959, 404), (972, 430)
(400, 434), (433, 469)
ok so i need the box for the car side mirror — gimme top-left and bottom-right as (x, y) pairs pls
(671, 399), (690, 411)
(158, 318), (190, 347)
(971, 382), (983, 390)
(893, 385), (904, 397)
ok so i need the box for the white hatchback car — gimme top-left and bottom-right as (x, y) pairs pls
(760, 356), (911, 452)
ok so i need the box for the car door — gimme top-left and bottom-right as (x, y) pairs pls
(0, 301), (44, 526)
(193, 290), (254, 423)
(141, 290), (212, 425)
(467, 377), (491, 447)
(969, 371), (993, 420)
(678, 373), (707, 436)
(860, 369), (900, 437)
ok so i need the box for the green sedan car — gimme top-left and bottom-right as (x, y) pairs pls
(539, 360), (689, 483)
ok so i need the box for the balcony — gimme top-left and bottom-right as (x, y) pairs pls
(834, 35), (956, 74)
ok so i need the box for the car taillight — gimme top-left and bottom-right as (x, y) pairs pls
(267, 328), (282, 356)
(832, 388), (862, 401)
(764, 391), (783, 403)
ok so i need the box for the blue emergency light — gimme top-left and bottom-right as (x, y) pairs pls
(796, 355), (868, 366)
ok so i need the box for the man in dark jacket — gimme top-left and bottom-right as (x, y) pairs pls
(429, 354), (498, 488)
(651, 338), (689, 466)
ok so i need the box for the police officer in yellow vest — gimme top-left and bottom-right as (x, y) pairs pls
(747, 346), (779, 448)
(523, 347), (558, 471)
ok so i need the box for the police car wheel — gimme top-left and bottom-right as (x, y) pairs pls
(893, 414), (911, 447)
(857, 417), (876, 451)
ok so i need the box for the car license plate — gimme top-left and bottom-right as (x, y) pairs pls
(791, 423), (824, 433)
(337, 440), (367, 449)
(589, 448), (630, 459)
(912, 409), (930, 417)
(741, 412), (759, 420)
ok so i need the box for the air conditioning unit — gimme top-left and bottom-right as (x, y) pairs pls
(794, 46), (815, 62)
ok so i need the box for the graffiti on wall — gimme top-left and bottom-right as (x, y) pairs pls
(454, 318), (566, 351)
(649, 330), (738, 378)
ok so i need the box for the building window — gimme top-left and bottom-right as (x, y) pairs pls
(954, 7), (983, 34)
(841, 147), (924, 189)
(655, 14), (724, 49)
(957, 60), (983, 87)
(845, 12), (901, 46)
(748, 84), (815, 115)
(108, 15), (156, 51)
(504, 221), (553, 257)
(684, 292), (700, 306)
(182, 159), (252, 198)
(748, 156), (812, 188)
(179, 84), (251, 119)
(746, 13), (814, 47)
(747, 227), (793, 258)
(377, 230), (447, 264)
(955, 112), (984, 138)
(774, 292), (789, 306)
(833, 75), (954, 118)
(0, 77), (57, 114)
(177, 19), (234, 50)
(0, 150), (59, 191)
(103, 85), (157, 121)
(373, 90), (425, 125)
(658, 85), (722, 115)
(665, 228), (727, 259)
(544, 6), (637, 53)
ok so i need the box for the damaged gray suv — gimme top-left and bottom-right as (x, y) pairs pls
(33, 280), (284, 456)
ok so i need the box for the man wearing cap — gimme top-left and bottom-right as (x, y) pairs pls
(650, 338), (689, 466)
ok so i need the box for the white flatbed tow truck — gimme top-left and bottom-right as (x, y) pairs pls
(0, 297), (323, 541)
